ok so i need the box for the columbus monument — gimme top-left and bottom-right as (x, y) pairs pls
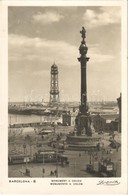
(76, 26), (92, 136)
(67, 27), (100, 150)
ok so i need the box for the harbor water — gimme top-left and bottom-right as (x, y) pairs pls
(8, 114), (62, 125)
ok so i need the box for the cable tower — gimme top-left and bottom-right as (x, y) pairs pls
(49, 63), (60, 105)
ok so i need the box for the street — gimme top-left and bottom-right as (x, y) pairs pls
(9, 147), (121, 177)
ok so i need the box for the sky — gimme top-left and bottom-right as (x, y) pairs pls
(8, 6), (121, 102)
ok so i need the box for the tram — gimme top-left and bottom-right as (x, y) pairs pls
(33, 150), (67, 163)
(33, 150), (57, 163)
(8, 154), (31, 165)
(8, 150), (68, 165)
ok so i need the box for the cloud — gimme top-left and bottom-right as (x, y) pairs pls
(88, 46), (115, 64)
(32, 11), (64, 25)
(8, 34), (120, 102)
(83, 7), (121, 29)
(9, 34), (78, 67)
(9, 34), (115, 72)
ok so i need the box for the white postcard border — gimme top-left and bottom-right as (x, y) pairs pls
(0, 0), (127, 194)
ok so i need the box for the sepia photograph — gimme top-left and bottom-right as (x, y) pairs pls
(0, 0), (127, 194)
(8, 5), (122, 178)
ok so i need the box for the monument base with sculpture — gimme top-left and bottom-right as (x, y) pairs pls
(66, 114), (101, 151)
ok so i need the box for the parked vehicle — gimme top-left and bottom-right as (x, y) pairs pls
(99, 159), (115, 177)
(86, 158), (115, 177)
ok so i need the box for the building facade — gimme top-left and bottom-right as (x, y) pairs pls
(92, 114), (119, 132)
(62, 111), (77, 126)
(117, 93), (121, 132)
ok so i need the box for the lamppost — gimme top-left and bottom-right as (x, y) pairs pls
(55, 135), (61, 177)
(42, 145), (45, 177)
(74, 160), (77, 177)
(23, 143), (26, 154)
(29, 140), (33, 158)
(55, 151), (58, 177)
(9, 115), (12, 127)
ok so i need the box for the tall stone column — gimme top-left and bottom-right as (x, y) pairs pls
(76, 27), (92, 136)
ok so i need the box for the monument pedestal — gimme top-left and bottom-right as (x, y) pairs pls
(66, 113), (101, 151)
(76, 113), (92, 136)
(66, 134), (101, 151)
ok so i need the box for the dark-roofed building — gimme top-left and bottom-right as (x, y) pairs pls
(117, 93), (121, 132)
(92, 114), (119, 132)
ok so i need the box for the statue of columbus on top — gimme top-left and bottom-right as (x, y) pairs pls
(80, 26), (86, 39)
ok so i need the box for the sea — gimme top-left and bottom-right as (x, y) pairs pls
(8, 114), (62, 125)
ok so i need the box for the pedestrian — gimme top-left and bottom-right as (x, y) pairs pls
(54, 169), (57, 177)
(50, 170), (53, 176)
(42, 168), (45, 174)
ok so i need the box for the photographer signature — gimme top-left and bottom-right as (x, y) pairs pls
(97, 180), (120, 186)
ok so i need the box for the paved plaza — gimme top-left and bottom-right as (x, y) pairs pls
(9, 134), (121, 178)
